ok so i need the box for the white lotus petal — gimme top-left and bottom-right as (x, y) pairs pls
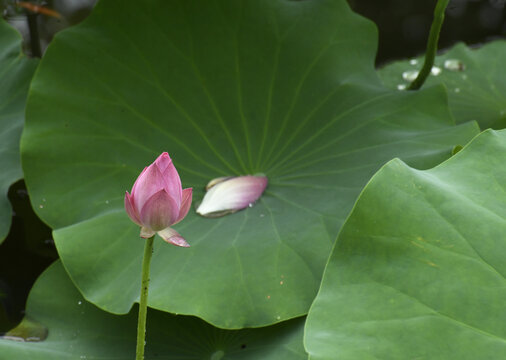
(197, 175), (268, 217)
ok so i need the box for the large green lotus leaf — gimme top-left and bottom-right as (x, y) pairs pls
(379, 40), (506, 130)
(0, 19), (38, 243)
(22, 0), (479, 328)
(0, 261), (306, 360)
(305, 129), (506, 359)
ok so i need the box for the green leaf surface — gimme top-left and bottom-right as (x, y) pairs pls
(379, 40), (506, 130)
(305, 129), (506, 360)
(0, 261), (306, 360)
(22, 0), (478, 328)
(0, 19), (38, 243)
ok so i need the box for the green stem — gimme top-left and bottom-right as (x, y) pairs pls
(408, 0), (450, 90)
(136, 235), (155, 360)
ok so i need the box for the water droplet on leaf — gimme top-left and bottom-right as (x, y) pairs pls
(397, 84), (407, 90)
(431, 66), (442, 76)
(402, 70), (418, 81)
(444, 59), (465, 71)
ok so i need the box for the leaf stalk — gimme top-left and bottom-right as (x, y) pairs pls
(408, 0), (449, 90)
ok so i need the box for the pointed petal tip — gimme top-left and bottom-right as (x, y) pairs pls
(157, 151), (170, 160)
(158, 152), (172, 164)
(155, 152), (173, 173)
(157, 227), (190, 247)
(170, 237), (190, 247)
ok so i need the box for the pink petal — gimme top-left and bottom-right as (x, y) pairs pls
(161, 159), (182, 207)
(154, 152), (172, 173)
(124, 191), (142, 226)
(139, 189), (180, 231)
(131, 163), (166, 211)
(157, 227), (190, 247)
(196, 175), (268, 217)
(130, 167), (147, 197)
(140, 227), (156, 239)
(173, 188), (192, 225)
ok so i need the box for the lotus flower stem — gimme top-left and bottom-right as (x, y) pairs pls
(126, 153), (192, 358)
(136, 235), (154, 360)
(408, 0), (449, 91)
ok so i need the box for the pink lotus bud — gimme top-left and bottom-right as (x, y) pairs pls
(125, 152), (192, 247)
(196, 175), (268, 217)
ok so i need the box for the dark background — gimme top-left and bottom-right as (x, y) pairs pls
(349, 0), (506, 65)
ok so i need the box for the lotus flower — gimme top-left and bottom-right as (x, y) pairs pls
(197, 175), (268, 217)
(125, 152), (192, 247)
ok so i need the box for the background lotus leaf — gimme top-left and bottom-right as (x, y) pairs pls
(305, 129), (506, 359)
(379, 40), (506, 130)
(0, 19), (38, 243)
(0, 261), (306, 360)
(22, 0), (478, 328)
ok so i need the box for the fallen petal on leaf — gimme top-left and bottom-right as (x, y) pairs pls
(197, 175), (268, 218)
